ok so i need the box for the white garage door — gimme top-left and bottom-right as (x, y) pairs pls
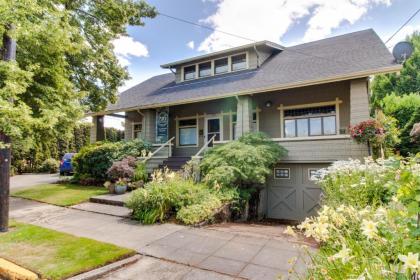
(266, 163), (328, 221)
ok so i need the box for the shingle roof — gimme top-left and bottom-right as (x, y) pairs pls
(104, 29), (400, 113)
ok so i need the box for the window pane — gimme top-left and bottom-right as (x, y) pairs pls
(284, 119), (296, 138)
(232, 114), (237, 123)
(179, 119), (197, 126)
(184, 65), (196, 80)
(179, 127), (197, 145)
(231, 54), (246, 71)
(297, 118), (309, 137)
(274, 168), (290, 179)
(215, 58), (228, 74)
(309, 117), (322, 136)
(232, 123), (236, 140)
(323, 116), (336, 135)
(199, 62), (211, 77)
(284, 105), (336, 117)
(207, 119), (220, 133)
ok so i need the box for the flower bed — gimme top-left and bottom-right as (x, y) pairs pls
(286, 156), (420, 279)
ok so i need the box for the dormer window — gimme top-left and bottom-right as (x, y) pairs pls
(184, 65), (196, 80)
(231, 54), (247, 71)
(199, 62), (212, 77)
(214, 58), (228, 74)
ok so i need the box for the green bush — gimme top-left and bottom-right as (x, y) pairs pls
(126, 172), (236, 225)
(72, 139), (150, 182)
(39, 158), (60, 173)
(200, 132), (287, 187)
(132, 162), (148, 182)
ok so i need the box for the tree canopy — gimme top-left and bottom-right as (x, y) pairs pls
(0, 0), (155, 153)
(371, 32), (420, 155)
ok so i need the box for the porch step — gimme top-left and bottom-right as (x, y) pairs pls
(159, 157), (191, 171)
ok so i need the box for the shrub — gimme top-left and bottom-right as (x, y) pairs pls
(132, 162), (148, 182)
(126, 170), (236, 225)
(39, 158), (60, 173)
(106, 156), (136, 182)
(200, 132), (287, 187)
(72, 139), (150, 182)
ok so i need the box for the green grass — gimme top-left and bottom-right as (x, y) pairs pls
(12, 183), (108, 206)
(0, 221), (134, 280)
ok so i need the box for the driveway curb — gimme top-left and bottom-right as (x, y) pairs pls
(66, 255), (141, 280)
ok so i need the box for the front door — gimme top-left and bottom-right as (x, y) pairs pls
(205, 117), (221, 146)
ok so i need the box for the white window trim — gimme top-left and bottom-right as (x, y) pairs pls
(204, 115), (223, 143)
(176, 116), (199, 148)
(278, 98), (342, 138)
(274, 168), (291, 180)
(181, 51), (249, 82)
(132, 121), (144, 139)
(308, 168), (318, 181)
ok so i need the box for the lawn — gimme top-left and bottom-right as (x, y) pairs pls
(0, 221), (134, 280)
(12, 183), (108, 206)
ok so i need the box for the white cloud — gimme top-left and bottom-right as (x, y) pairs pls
(187, 40), (195, 49)
(198, 0), (391, 52)
(383, 24), (420, 49)
(112, 36), (149, 66)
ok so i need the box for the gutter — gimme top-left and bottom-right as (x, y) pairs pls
(87, 64), (402, 116)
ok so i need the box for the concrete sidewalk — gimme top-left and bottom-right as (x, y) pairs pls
(10, 197), (314, 280)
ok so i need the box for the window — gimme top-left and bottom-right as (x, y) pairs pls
(178, 118), (197, 146)
(274, 168), (290, 179)
(231, 110), (258, 140)
(214, 58), (228, 74)
(308, 169), (318, 181)
(133, 123), (142, 139)
(199, 62), (211, 77)
(183, 65), (196, 80)
(284, 105), (337, 138)
(231, 54), (247, 71)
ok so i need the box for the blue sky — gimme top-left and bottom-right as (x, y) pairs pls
(106, 0), (420, 129)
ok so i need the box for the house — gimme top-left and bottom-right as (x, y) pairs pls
(89, 29), (401, 221)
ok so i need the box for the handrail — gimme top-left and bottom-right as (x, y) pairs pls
(142, 137), (175, 163)
(192, 135), (216, 160)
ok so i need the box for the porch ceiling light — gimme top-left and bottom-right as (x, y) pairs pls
(265, 101), (273, 108)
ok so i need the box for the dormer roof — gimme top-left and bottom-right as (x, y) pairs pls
(160, 40), (284, 69)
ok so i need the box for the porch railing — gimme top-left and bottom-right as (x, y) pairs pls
(192, 135), (216, 160)
(141, 136), (175, 163)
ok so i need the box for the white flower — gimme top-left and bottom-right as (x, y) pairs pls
(361, 219), (378, 239)
(398, 252), (419, 271)
(328, 244), (353, 264)
(283, 226), (296, 237)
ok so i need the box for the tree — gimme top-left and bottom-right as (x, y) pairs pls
(0, 0), (156, 152)
(371, 31), (420, 155)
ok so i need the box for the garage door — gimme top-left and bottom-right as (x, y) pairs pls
(266, 163), (328, 221)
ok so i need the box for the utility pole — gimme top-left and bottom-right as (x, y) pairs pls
(0, 25), (16, 232)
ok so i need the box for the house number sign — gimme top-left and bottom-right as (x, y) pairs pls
(156, 107), (169, 143)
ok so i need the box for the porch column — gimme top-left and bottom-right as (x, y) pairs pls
(124, 118), (133, 140)
(235, 95), (253, 138)
(90, 115), (104, 143)
(142, 109), (156, 143)
(350, 78), (370, 124)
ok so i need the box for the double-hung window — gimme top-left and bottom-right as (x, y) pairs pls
(133, 123), (142, 139)
(199, 62), (211, 77)
(178, 118), (197, 146)
(231, 54), (247, 71)
(214, 58), (228, 74)
(183, 65), (196, 81)
(231, 111), (258, 140)
(284, 105), (337, 138)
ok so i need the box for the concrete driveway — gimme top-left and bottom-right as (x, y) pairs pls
(10, 173), (59, 190)
(10, 197), (315, 280)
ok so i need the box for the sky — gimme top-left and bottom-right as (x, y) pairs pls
(104, 0), (420, 129)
